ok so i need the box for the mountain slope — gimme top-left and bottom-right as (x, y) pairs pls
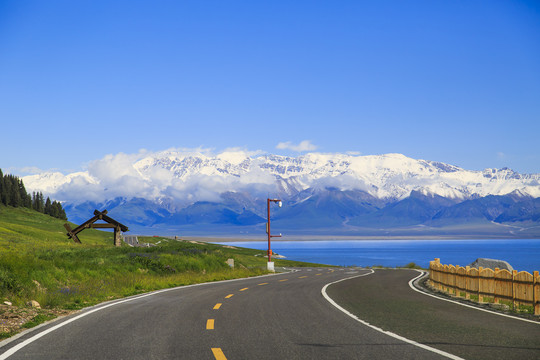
(22, 151), (540, 237)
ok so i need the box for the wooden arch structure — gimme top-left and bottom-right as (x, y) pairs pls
(64, 209), (129, 247)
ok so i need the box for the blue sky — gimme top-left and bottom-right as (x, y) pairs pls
(1, 0), (539, 174)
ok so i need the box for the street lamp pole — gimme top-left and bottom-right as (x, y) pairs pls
(266, 198), (282, 269)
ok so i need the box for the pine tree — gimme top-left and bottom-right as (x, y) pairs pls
(18, 179), (31, 208)
(44, 197), (52, 216)
(3, 174), (11, 206)
(8, 175), (20, 207)
(0, 169), (68, 220)
(0, 168), (5, 206)
(32, 192), (37, 210)
(37, 192), (44, 213)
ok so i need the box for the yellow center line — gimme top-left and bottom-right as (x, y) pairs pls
(299, 276), (308, 278)
(212, 348), (227, 360)
(279, 279), (288, 282)
(206, 319), (215, 330)
(225, 294), (234, 299)
(213, 303), (222, 310)
(258, 282), (268, 286)
(239, 287), (249, 291)
(316, 273), (322, 276)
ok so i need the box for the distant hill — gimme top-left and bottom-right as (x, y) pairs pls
(23, 151), (540, 237)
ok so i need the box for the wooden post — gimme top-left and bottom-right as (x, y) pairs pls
(534, 271), (539, 316)
(494, 268), (500, 304)
(114, 225), (122, 247)
(64, 223), (81, 243)
(478, 266), (483, 303)
(465, 266), (471, 299)
(512, 270), (517, 311)
(65, 209), (128, 246)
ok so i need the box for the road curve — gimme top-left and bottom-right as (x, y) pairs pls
(326, 269), (540, 360)
(1, 268), (451, 360)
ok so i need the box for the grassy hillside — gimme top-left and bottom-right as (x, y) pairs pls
(0, 205), (326, 338)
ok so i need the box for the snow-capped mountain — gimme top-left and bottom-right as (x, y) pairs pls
(21, 150), (540, 236)
(24, 151), (540, 204)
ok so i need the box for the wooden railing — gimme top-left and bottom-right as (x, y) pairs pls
(429, 258), (540, 315)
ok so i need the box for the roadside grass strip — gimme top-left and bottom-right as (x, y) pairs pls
(408, 270), (540, 325)
(321, 270), (464, 360)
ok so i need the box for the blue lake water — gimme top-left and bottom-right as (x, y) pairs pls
(214, 239), (540, 273)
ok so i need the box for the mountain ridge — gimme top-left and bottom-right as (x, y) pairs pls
(21, 151), (540, 237)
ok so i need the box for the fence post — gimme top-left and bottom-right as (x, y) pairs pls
(478, 266), (483, 303)
(534, 271), (539, 316)
(432, 258), (441, 290)
(494, 268), (500, 304)
(512, 270), (517, 311)
(465, 266), (471, 299)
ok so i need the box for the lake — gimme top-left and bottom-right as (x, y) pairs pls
(214, 239), (540, 273)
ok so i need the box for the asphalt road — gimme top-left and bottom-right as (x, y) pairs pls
(1, 268), (537, 359)
(326, 269), (540, 360)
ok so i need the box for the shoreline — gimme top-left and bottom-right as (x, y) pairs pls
(174, 235), (540, 243)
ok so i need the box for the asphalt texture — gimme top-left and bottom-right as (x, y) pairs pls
(326, 269), (540, 360)
(1, 268), (450, 360)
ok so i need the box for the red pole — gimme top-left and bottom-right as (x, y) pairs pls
(267, 198), (271, 262)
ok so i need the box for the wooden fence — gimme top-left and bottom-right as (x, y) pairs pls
(429, 258), (540, 315)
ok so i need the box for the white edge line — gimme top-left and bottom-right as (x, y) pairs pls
(0, 270), (294, 359)
(408, 270), (540, 325)
(321, 269), (464, 360)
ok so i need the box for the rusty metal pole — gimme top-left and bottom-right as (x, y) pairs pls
(267, 198), (272, 263)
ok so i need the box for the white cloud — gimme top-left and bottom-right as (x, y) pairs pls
(10, 166), (55, 176)
(276, 140), (318, 152)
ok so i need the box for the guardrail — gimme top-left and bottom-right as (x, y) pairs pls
(429, 258), (540, 315)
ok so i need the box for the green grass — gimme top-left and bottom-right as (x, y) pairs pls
(21, 313), (57, 329)
(0, 330), (16, 340)
(0, 205), (327, 314)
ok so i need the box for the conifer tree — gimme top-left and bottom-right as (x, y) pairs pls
(32, 192), (37, 210)
(0, 168), (5, 206)
(45, 197), (52, 216)
(3, 174), (11, 206)
(37, 192), (44, 213)
(8, 176), (20, 207)
(18, 179), (31, 208)
(0, 168), (68, 220)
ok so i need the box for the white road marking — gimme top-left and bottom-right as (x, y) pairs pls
(321, 270), (464, 360)
(408, 270), (540, 325)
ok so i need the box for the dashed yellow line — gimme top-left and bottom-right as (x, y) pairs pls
(225, 294), (234, 299)
(299, 276), (308, 278)
(239, 287), (249, 291)
(258, 282), (268, 286)
(212, 347), (227, 360)
(206, 319), (215, 330)
(213, 303), (222, 310)
(316, 273), (322, 276)
(279, 279), (288, 282)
